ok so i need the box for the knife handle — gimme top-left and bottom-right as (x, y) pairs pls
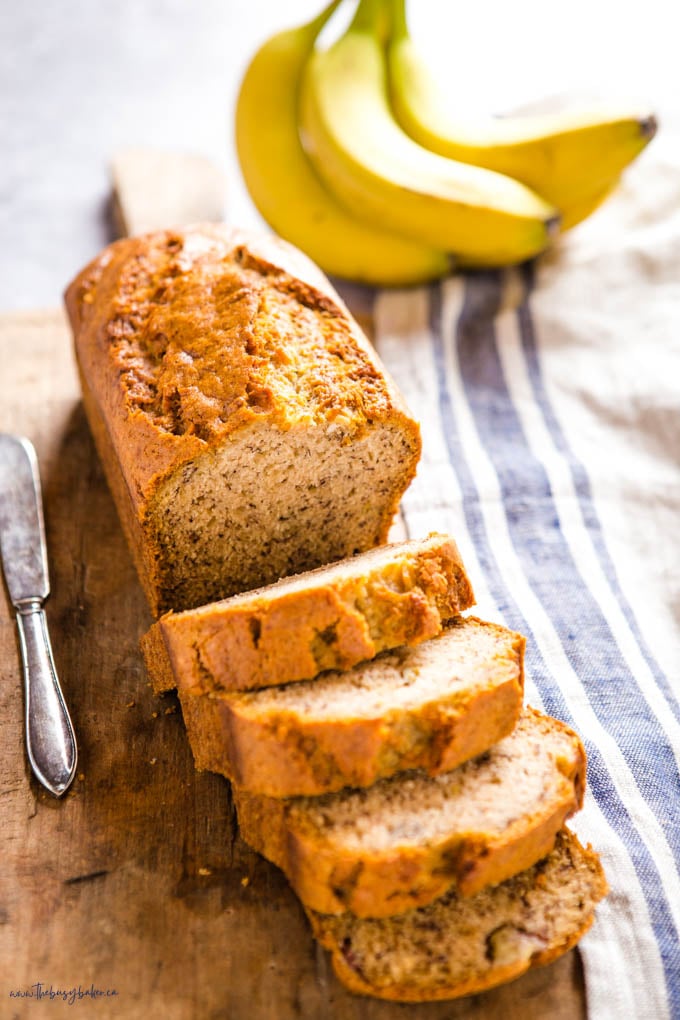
(16, 600), (78, 797)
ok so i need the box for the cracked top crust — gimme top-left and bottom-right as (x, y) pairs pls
(65, 223), (418, 512)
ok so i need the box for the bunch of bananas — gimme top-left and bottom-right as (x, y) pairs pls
(235, 0), (656, 287)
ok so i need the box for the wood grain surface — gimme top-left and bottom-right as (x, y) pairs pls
(0, 310), (587, 1018)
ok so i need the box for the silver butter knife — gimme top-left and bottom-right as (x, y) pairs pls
(0, 434), (77, 797)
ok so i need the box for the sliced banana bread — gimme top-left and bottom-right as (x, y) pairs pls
(142, 533), (474, 696)
(235, 708), (585, 915)
(177, 616), (524, 796)
(65, 224), (422, 615)
(308, 828), (607, 1001)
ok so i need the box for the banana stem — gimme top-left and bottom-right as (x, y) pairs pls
(387, 0), (408, 40)
(304, 0), (345, 42)
(350, 0), (389, 34)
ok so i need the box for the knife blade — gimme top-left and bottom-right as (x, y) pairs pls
(0, 434), (77, 796)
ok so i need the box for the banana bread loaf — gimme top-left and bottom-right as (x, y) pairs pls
(177, 615), (523, 796)
(235, 708), (585, 916)
(65, 224), (421, 615)
(142, 533), (474, 696)
(307, 828), (607, 1001)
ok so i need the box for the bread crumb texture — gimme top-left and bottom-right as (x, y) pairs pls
(234, 707), (586, 915)
(150, 535), (475, 694)
(180, 615), (522, 797)
(308, 828), (607, 1002)
(67, 225), (422, 613)
(298, 708), (583, 852)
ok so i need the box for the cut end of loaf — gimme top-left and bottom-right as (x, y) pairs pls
(148, 418), (419, 613)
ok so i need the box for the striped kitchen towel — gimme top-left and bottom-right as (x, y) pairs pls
(373, 136), (680, 1020)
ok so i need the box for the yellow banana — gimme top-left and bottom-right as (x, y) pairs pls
(455, 181), (618, 269)
(560, 180), (618, 231)
(234, 0), (452, 287)
(386, 0), (656, 210)
(299, 0), (559, 267)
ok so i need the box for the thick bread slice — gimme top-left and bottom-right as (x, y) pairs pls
(142, 534), (474, 696)
(178, 616), (524, 796)
(307, 828), (607, 1002)
(235, 708), (584, 915)
(66, 224), (421, 615)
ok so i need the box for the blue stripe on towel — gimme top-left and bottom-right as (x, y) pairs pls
(456, 272), (680, 857)
(427, 274), (679, 1009)
(518, 262), (680, 726)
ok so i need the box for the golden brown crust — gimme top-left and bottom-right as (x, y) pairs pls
(307, 829), (608, 1002)
(66, 224), (415, 506)
(233, 708), (585, 916)
(143, 535), (475, 696)
(65, 224), (422, 615)
(183, 627), (523, 797)
(139, 616), (176, 696)
(79, 366), (166, 611)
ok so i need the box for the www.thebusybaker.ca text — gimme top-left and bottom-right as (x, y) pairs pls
(8, 983), (118, 1006)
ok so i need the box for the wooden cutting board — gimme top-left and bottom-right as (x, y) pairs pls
(0, 313), (587, 1020)
(0, 157), (587, 1017)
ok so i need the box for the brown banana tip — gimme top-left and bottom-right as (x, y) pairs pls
(546, 213), (562, 240)
(640, 113), (658, 140)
